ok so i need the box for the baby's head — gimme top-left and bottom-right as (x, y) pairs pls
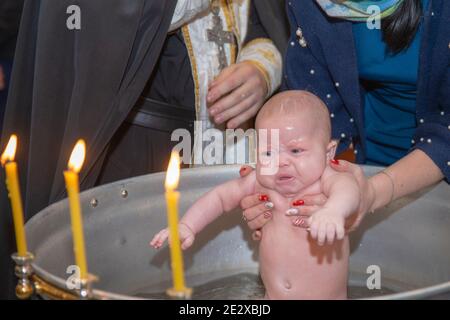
(255, 90), (337, 196)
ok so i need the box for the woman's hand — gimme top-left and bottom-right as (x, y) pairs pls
(207, 61), (268, 129)
(238, 166), (324, 240)
(239, 166), (272, 241)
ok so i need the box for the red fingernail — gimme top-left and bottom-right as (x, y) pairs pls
(239, 167), (247, 175)
(292, 199), (305, 206)
(330, 159), (340, 165)
(259, 194), (269, 202)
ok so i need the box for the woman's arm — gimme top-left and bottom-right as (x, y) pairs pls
(367, 149), (444, 212)
(328, 149), (444, 231)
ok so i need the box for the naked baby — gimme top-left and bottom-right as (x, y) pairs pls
(151, 91), (360, 299)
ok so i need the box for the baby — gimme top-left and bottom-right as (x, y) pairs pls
(151, 91), (360, 299)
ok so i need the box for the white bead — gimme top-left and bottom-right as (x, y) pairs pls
(420, 137), (424, 142)
(431, 11), (435, 16)
(427, 139), (432, 143)
(288, 1), (292, 5)
(419, 119), (424, 124)
(341, 133), (346, 138)
(448, 161), (450, 166)
(330, 113), (335, 118)
(349, 118), (354, 123)
(335, 82), (340, 87)
(448, 125), (450, 130)
(411, 139), (415, 144)
(290, 41), (295, 47)
(326, 94), (331, 99)
(296, 29), (302, 36)
(310, 69), (315, 75)
(441, 111), (445, 116)
(354, 149), (358, 155)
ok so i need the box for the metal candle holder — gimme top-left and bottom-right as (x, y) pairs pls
(11, 252), (35, 300)
(11, 252), (97, 300)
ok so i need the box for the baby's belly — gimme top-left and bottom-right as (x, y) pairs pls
(259, 222), (349, 300)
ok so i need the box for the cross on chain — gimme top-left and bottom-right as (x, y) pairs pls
(206, 5), (235, 71)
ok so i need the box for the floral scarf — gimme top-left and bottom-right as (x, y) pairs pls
(315, 0), (404, 21)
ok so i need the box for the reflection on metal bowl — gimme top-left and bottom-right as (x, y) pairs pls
(25, 165), (450, 299)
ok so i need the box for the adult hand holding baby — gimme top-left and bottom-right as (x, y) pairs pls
(238, 165), (322, 240)
(239, 159), (375, 237)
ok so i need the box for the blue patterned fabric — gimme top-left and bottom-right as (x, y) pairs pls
(283, 0), (450, 181)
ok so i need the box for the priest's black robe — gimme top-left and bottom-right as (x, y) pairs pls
(0, 0), (177, 298)
(96, 0), (289, 185)
(0, 0), (288, 298)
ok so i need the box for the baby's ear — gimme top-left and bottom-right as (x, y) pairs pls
(326, 140), (338, 161)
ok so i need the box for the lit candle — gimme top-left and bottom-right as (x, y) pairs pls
(165, 151), (192, 298)
(1, 135), (27, 256)
(64, 140), (88, 280)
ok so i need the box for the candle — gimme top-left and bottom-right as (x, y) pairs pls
(64, 140), (88, 280)
(165, 151), (191, 298)
(1, 135), (27, 256)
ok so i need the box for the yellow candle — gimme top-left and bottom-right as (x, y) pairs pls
(64, 140), (88, 280)
(165, 152), (191, 297)
(166, 189), (184, 290)
(1, 135), (27, 256)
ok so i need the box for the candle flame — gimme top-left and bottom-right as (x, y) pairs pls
(165, 151), (181, 190)
(1, 135), (18, 166)
(68, 140), (86, 173)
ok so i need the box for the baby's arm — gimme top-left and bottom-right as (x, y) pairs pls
(150, 171), (256, 250)
(308, 168), (360, 245)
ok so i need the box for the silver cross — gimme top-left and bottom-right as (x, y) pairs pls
(206, 5), (235, 71)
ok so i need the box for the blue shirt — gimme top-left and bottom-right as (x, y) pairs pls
(353, 0), (429, 166)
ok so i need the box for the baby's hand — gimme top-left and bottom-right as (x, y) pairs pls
(150, 223), (195, 250)
(307, 209), (345, 246)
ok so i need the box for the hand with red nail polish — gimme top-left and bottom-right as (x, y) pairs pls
(239, 165), (253, 178)
(151, 92), (365, 300)
(238, 166), (274, 240)
(292, 199), (305, 206)
(330, 159), (340, 165)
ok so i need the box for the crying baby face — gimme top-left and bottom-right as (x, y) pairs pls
(254, 91), (337, 196)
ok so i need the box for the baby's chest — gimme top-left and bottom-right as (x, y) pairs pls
(254, 181), (323, 212)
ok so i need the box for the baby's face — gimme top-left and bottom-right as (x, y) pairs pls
(256, 114), (331, 196)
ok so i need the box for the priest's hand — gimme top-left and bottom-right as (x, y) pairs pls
(207, 61), (268, 129)
(0, 65), (5, 91)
